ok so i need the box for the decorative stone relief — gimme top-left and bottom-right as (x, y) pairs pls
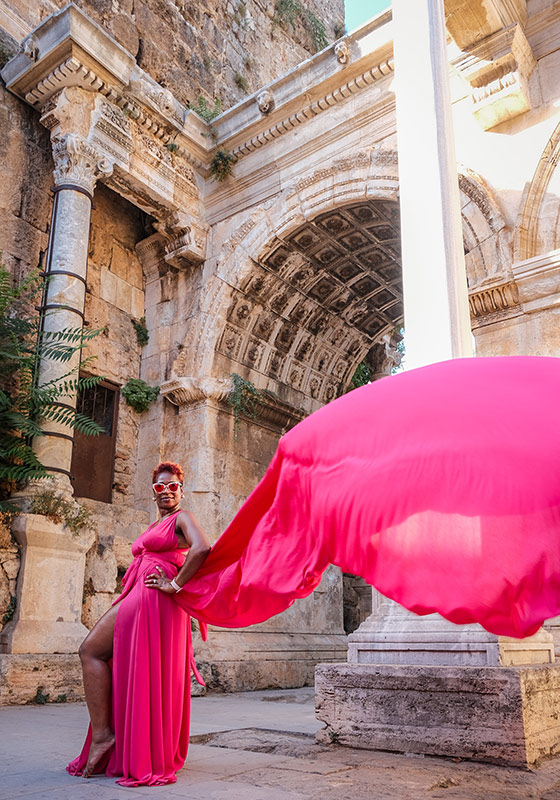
(469, 281), (520, 320)
(22, 35), (39, 62)
(257, 90), (274, 114)
(24, 56), (118, 108)
(155, 212), (208, 269)
(334, 40), (350, 65)
(213, 198), (404, 405)
(452, 24), (536, 130)
(233, 59), (394, 159)
(160, 376), (303, 431)
(160, 376), (232, 407)
(51, 133), (113, 194)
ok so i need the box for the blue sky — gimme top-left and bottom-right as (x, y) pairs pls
(345, 0), (391, 33)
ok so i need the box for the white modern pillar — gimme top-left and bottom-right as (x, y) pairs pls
(393, 0), (473, 369)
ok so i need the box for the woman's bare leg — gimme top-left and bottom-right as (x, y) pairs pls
(78, 603), (119, 778)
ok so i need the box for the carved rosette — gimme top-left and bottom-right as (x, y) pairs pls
(51, 133), (113, 194)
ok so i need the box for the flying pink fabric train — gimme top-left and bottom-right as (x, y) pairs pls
(178, 355), (560, 639)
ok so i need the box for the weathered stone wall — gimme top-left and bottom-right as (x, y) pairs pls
(343, 574), (373, 635)
(84, 184), (147, 503)
(0, 518), (19, 634)
(80, 499), (149, 627)
(0, 76), (53, 630)
(4, 0), (344, 109)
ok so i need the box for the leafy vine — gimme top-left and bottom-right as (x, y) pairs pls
(227, 374), (273, 439)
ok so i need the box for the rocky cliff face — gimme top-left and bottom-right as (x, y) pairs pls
(4, 0), (345, 108)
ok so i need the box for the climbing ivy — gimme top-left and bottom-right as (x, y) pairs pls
(228, 374), (273, 439)
(210, 148), (236, 182)
(132, 317), (149, 347)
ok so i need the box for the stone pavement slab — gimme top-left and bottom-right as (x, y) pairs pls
(2, 688), (560, 799)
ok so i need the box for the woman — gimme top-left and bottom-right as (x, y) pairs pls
(67, 357), (560, 784)
(67, 461), (211, 786)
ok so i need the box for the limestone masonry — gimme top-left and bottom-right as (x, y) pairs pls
(0, 0), (560, 768)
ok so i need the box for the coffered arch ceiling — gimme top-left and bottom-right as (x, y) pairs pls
(215, 198), (403, 408)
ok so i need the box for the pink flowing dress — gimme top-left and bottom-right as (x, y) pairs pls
(67, 511), (205, 786)
(68, 355), (560, 786)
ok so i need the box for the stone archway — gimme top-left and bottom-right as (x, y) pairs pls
(514, 116), (560, 262)
(213, 198), (403, 409)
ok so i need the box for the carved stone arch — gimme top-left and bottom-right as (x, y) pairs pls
(458, 166), (513, 290)
(170, 153), (513, 413)
(170, 148), (404, 415)
(514, 117), (560, 262)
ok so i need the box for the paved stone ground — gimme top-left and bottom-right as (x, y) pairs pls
(2, 688), (560, 799)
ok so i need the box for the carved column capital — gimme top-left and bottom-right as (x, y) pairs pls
(51, 133), (113, 195)
(154, 211), (208, 268)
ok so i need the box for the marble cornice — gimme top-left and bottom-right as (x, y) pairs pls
(511, 249), (560, 313)
(212, 16), (394, 159)
(0, 4), (397, 180)
(228, 56), (394, 162)
(1, 4), (135, 104)
(160, 376), (304, 431)
(468, 279), (521, 326)
(469, 248), (560, 326)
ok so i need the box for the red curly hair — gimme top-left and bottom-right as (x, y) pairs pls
(152, 461), (184, 484)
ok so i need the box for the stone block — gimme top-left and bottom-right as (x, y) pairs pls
(116, 274), (133, 314)
(99, 267), (118, 305)
(197, 630), (348, 692)
(0, 653), (84, 704)
(82, 592), (114, 629)
(110, 241), (132, 282)
(1, 557), (20, 581)
(131, 287), (145, 319)
(0, 514), (94, 654)
(315, 663), (560, 767)
(85, 546), (117, 593)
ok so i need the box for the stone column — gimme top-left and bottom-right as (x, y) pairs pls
(32, 131), (112, 494)
(1, 101), (112, 656)
(393, 0), (472, 369)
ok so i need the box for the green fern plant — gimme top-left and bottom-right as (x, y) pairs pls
(210, 148), (236, 182)
(189, 96), (223, 123)
(0, 262), (105, 511)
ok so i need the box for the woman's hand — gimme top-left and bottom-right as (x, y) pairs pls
(144, 566), (176, 594)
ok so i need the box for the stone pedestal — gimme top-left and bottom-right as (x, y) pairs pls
(315, 662), (560, 767)
(0, 514), (94, 654)
(348, 596), (555, 668)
